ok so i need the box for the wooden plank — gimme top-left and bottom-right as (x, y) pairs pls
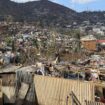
(15, 82), (29, 105)
(0, 79), (3, 105)
(18, 83), (29, 99)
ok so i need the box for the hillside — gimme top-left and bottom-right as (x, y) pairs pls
(0, 0), (105, 27)
(80, 11), (105, 24)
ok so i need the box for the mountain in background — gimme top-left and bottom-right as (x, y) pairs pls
(80, 11), (105, 24)
(0, 0), (105, 27)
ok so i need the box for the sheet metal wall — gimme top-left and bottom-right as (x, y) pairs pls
(34, 75), (95, 105)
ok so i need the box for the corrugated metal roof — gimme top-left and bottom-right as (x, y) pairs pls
(0, 65), (21, 74)
(0, 65), (37, 74)
(97, 40), (105, 43)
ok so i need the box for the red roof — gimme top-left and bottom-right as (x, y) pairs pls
(97, 40), (105, 43)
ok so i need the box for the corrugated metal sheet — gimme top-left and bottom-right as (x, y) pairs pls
(85, 101), (105, 105)
(34, 75), (95, 105)
(0, 65), (21, 74)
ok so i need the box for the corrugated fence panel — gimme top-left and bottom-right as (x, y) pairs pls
(34, 75), (95, 105)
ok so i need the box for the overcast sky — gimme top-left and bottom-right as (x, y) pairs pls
(11, 0), (105, 12)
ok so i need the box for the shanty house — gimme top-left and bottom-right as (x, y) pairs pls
(81, 35), (97, 51)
